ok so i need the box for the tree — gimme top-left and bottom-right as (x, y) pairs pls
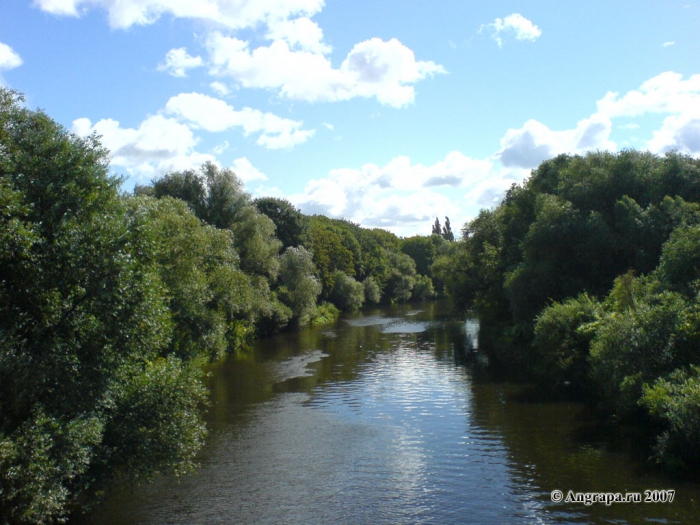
(412, 275), (436, 300)
(401, 235), (437, 277)
(384, 250), (417, 303)
(306, 218), (355, 296)
(442, 216), (455, 241)
(152, 169), (207, 217)
(432, 217), (441, 235)
(126, 196), (257, 360)
(0, 89), (207, 523)
(229, 205), (281, 279)
(278, 246), (322, 326)
(330, 271), (365, 311)
(149, 164), (282, 279)
(254, 197), (307, 250)
(363, 277), (382, 304)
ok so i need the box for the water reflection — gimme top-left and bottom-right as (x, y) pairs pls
(75, 301), (700, 525)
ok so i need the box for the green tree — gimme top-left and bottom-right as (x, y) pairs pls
(152, 169), (207, 217)
(330, 271), (365, 311)
(401, 235), (438, 277)
(306, 218), (355, 296)
(533, 293), (600, 392)
(0, 89), (206, 523)
(254, 197), (307, 250)
(655, 223), (700, 297)
(442, 216), (455, 241)
(278, 246), (322, 326)
(362, 277), (382, 304)
(126, 196), (257, 360)
(641, 366), (700, 468)
(412, 275), (436, 300)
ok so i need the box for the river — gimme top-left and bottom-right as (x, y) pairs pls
(78, 301), (700, 524)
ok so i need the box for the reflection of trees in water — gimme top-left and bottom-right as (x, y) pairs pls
(464, 375), (700, 524)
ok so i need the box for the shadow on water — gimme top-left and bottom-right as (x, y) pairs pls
(73, 300), (700, 525)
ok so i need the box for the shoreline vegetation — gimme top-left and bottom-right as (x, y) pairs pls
(3, 88), (700, 523)
(0, 89), (444, 524)
(435, 147), (700, 474)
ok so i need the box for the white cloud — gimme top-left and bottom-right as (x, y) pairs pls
(289, 152), (500, 236)
(0, 41), (22, 70)
(157, 47), (203, 77)
(497, 114), (615, 168)
(231, 156), (268, 182)
(163, 92), (315, 149)
(648, 114), (700, 154)
(663, 41), (675, 47)
(597, 72), (700, 118)
(596, 72), (700, 153)
(210, 81), (230, 96)
(37, 1), (442, 108)
(35, 0), (325, 30)
(206, 33), (446, 107)
(483, 13), (541, 48)
(69, 89), (314, 180)
(211, 140), (229, 154)
(266, 16), (330, 54)
(71, 114), (215, 178)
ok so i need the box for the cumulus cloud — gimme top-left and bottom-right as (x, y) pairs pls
(206, 33), (446, 107)
(38, 1), (442, 108)
(68, 90), (313, 180)
(649, 115), (700, 154)
(34, 0), (325, 30)
(597, 72), (700, 117)
(289, 152), (501, 236)
(157, 48), (203, 77)
(0, 41), (22, 71)
(597, 72), (700, 153)
(498, 114), (615, 168)
(483, 13), (542, 48)
(266, 16), (330, 54)
(163, 92), (315, 148)
(71, 114), (215, 178)
(231, 156), (268, 182)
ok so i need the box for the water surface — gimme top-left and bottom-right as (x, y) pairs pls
(78, 302), (700, 524)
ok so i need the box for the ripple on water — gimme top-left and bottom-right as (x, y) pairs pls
(81, 306), (698, 525)
(344, 315), (401, 327)
(269, 349), (329, 382)
(381, 321), (429, 333)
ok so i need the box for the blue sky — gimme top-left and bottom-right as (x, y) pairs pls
(1, 1), (699, 236)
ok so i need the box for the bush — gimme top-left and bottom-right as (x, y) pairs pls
(311, 302), (341, 326)
(412, 275), (436, 300)
(363, 276), (382, 304)
(330, 271), (365, 311)
(641, 366), (700, 468)
(278, 246), (322, 326)
(589, 288), (698, 417)
(533, 293), (599, 391)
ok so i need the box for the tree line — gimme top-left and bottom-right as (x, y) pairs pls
(436, 149), (700, 472)
(0, 89), (446, 524)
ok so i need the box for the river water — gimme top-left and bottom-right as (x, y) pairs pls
(79, 302), (700, 524)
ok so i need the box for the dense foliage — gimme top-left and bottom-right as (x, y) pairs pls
(0, 90), (207, 524)
(439, 150), (700, 470)
(0, 88), (441, 523)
